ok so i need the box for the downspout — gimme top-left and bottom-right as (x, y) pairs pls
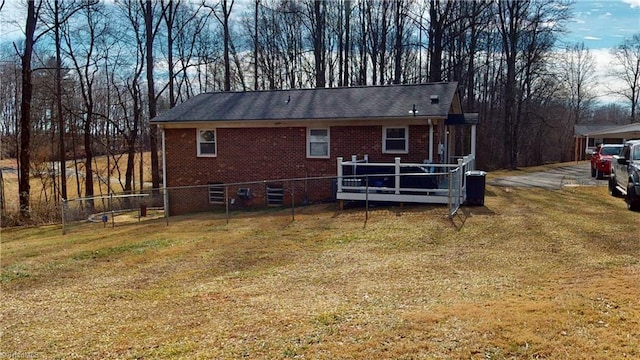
(161, 126), (168, 217)
(443, 122), (449, 164)
(428, 119), (434, 163)
(471, 124), (477, 160)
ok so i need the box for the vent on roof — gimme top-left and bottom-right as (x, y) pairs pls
(430, 95), (439, 104)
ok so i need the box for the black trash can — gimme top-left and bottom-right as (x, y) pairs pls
(465, 170), (486, 206)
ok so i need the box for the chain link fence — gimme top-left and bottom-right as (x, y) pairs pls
(61, 191), (166, 234)
(60, 160), (477, 234)
(163, 176), (337, 218)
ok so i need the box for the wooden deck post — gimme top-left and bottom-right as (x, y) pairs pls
(337, 157), (343, 194)
(394, 157), (401, 194)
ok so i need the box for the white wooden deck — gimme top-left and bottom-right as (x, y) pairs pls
(336, 155), (475, 214)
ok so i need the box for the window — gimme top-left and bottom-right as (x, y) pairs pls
(197, 129), (217, 156)
(307, 128), (329, 158)
(383, 126), (408, 153)
(208, 183), (224, 204)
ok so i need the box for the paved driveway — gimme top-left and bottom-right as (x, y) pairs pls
(488, 162), (605, 190)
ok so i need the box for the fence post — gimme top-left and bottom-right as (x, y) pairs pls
(110, 193), (115, 228)
(264, 181), (268, 207)
(163, 186), (169, 225)
(291, 180), (295, 221)
(447, 171), (453, 217)
(61, 198), (66, 235)
(365, 175), (369, 223)
(458, 158), (465, 206)
(225, 185), (230, 224)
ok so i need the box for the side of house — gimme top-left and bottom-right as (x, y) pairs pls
(153, 83), (470, 216)
(162, 123), (438, 215)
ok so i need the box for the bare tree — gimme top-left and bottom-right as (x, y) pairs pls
(162, 1), (211, 103)
(62, 0), (106, 207)
(253, 0), (259, 90)
(557, 43), (598, 124)
(114, 0), (147, 194)
(37, 0), (94, 204)
(305, 0), (326, 88)
(553, 42), (598, 161)
(611, 33), (640, 122)
(16, 0), (40, 219)
(340, 0), (351, 86)
(496, 0), (569, 169)
(143, 0), (162, 189)
(204, 0), (234, 91)
(0, 59), (20, 159)
(392, 0), (407, 84)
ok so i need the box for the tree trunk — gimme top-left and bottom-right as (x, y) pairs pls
(18, 0), (37, 220)
(223, 0), (231, 91)
(145, 0), (161, 190)
(54, 0), (67, 202)
(313, 0), (326, 88)
(393, 0), (403, 84)
(343, 0), (350, 86)
(428, 0), (443, 82)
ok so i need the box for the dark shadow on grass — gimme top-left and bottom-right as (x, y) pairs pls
(464, 205), (497, 216)
(449, 205), (497, 230)
(449, 211), (467, 230)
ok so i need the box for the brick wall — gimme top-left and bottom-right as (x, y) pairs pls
(164, 124), (437, 215)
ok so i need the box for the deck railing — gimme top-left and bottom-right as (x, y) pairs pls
(336, 155), (475, 216)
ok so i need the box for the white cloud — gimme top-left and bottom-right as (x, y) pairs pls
(584, 36), (602, 40)
(589, 48), (629, 104)
(622, 0), (640, 8)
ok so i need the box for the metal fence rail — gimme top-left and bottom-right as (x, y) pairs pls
(62, 191), (165, 234)
(448, 156), (475, 217)
(60, 155), (477, 234)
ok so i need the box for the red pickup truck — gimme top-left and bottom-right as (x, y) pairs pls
(590, 144), (623, 179)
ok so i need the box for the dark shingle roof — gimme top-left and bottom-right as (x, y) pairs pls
(151, 82), (459, 124)
(574, 124), (622, 137)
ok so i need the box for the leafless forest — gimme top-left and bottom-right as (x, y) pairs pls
(1, 0), (639, 222)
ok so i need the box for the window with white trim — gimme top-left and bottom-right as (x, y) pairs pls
(307, 128), (330, 158)
(197, 129), (217, 156)
(383, 126), (408, 153)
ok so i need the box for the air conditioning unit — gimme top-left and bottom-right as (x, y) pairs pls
(237, 188), (251, 199)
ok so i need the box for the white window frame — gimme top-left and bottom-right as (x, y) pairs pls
(383, 126), (408, 154)
(197, 129), (217, 157)
(307, 128), (330, 158)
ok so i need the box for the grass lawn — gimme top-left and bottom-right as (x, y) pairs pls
(1, 183), (639, 359)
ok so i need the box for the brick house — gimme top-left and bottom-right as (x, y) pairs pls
(151, 82), (476, 215)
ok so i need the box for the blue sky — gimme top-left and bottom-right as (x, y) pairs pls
(563, 0), (640, 49)
(561, 0), (640, 104)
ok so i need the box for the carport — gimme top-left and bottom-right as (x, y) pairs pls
(583, 123), (640, 155)
(586, 123), (640, 139)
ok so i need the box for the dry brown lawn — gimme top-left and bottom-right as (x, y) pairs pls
(1, 183), (639, 359)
